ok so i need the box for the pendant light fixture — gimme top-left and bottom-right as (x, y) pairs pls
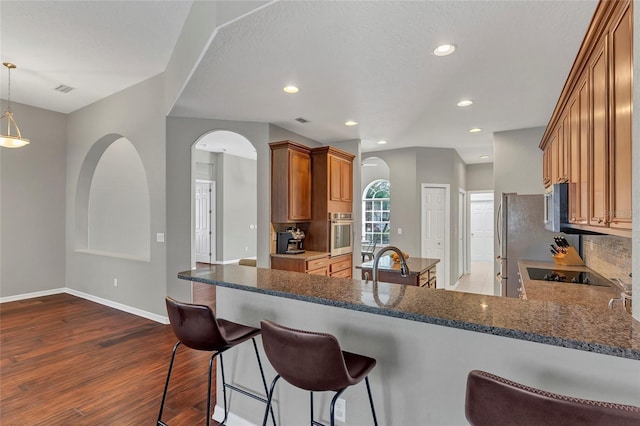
(1, 62), (30, 148)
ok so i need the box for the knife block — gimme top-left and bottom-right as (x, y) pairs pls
(552, 246), (584, 266)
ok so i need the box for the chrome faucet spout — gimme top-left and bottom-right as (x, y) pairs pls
(372, 246), (409, 286)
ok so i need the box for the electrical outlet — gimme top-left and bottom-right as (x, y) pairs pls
(334, 398), (346, 422)
(113, 278), (118, 287)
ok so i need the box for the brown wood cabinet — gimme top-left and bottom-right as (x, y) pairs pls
(271, 254), (329, 275)
(312, 146), (355, 214)
(329, 155), (353, 203)
(540, 0), (632, 236)
(329, 254), (352, 278)
(270, 141), (311, 223)
(608, 3), (633, 230)
(305, 146), (355, 253)
(359, 263), (437, 287)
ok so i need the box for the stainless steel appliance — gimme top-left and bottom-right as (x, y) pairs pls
(329, 212), (353, 257)
(276, 228), (305, 254)
(497, 193), (578, 298)
(543, 183), (569, 232)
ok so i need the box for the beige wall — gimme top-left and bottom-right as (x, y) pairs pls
(466, 162), (494, 191)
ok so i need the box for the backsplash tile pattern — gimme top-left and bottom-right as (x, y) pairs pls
(582, 235), (632, 286)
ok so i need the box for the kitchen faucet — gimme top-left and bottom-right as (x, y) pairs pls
(372, 246), (409, 285)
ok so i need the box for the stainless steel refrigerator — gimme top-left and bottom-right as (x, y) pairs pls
(497, 193), (578, 298)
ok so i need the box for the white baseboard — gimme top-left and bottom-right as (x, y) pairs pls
(213, 405), (256, 426)
(0, 287), (169, 324)
(65, 288), (169, 324)
(0, 288), (66, 303)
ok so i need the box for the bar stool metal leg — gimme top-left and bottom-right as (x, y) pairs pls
(252, 338), (277, 426)
(365, 376), (378, 426)
(310, 392), (314, 426)
(329, 389), (346, 426)
(157, 341), (182, 426)
(262, 375), (281, 426)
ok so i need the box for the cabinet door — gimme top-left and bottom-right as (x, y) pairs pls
(340, 159), (352, 202)
(578, 76), (590, 224)
(589, 38), (608, 227)
(288, 149), (311, 221)
(329, 155), (342, 201)
(329, 155), (353, 202)
(561, 114), (569, 182)
(568, 95), (580, 223)
(542, 146), (551, 187)
(550, 132), (559, 184)
(608, 4), (632, 230)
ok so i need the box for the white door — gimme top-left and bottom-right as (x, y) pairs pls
(458, 190), (466, 278)
(195, 181), (214, 263)
(470, 198), (493, 262)
(421, 186), (447, 287)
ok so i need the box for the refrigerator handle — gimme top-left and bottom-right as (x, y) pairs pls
(496, 201), (502, 247)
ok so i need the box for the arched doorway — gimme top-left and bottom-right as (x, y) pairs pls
(192, 131), (257, 266)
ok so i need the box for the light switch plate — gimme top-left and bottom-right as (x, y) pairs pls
(156, 233), (165, 243)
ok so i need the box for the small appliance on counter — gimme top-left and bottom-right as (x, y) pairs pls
(277, 227), (306, 254)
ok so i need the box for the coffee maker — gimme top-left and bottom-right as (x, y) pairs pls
(277, 227), (305, 254)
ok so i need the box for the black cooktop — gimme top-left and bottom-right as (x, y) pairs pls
(526, 267), (611, 287)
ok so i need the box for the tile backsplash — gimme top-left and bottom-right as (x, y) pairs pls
(582, 235), (632, 285)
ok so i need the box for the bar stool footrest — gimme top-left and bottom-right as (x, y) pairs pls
(224, 383), (270, 404)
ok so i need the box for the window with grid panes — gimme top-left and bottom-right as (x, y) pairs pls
(362, 179), (390, 245)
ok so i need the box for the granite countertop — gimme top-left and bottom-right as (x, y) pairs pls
(518, 260), (624, 310)
(178, 264), (640, 360)
(270, 251), (330, 260)
(357, 256), (439, 275)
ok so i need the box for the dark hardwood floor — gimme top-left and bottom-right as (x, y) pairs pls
(0, 293), (219, 425)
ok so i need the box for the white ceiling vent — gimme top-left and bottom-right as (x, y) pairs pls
(295, 117), (309, 123)
(54, 84), (75, 94)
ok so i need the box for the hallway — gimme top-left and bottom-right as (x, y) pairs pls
(452, 261), (495, 296)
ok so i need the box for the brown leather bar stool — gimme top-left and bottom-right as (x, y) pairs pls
(260, 320), (378, 426)
(465, 369), (640, 426)
(157, 297), (276, 426)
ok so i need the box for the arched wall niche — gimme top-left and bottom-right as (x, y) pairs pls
(75, 134), (151, 261)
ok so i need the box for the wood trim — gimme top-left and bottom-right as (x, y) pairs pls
(540, 0), (629, 149)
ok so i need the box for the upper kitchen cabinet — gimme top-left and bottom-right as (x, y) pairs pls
(608, 2), (632, 230)
(311, 146), (355, 214)
(539, 0), (633, 236)
(270, 141), (312, 223)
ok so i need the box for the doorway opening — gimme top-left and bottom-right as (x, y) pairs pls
(453, 191), (494, 295)
(192, 131), (257, 267)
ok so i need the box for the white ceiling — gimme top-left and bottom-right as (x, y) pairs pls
(1, 1), (598, 164)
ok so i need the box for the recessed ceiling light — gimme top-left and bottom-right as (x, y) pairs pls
(468, 128), (482, 133)
(377, 140), (387, 145)
(457, 100), (473, 107)
(434, 44), (456, 56)
(345, 120), (358, 126)
(283, 85), (299, 94)
(480, 155), (489, 159)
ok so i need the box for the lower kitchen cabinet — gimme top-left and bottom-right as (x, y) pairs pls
(271, 253), (329, 275)
(329, 254), (352, 279)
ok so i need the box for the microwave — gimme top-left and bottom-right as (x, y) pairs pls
(544, 183), (569, 232)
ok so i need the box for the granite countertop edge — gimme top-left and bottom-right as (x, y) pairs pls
(178, 270), (640, 361)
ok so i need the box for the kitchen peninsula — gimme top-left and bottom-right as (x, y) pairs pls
(179, 265), (640, 425)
